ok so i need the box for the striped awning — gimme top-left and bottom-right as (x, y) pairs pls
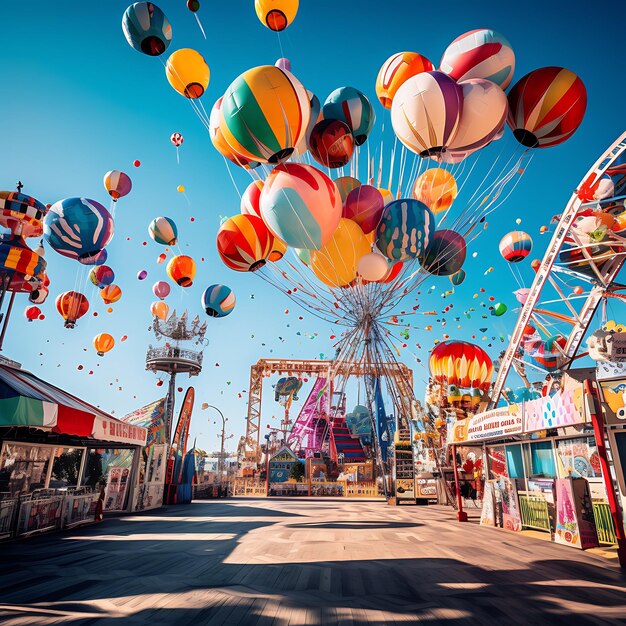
(0, 363), (147, 446)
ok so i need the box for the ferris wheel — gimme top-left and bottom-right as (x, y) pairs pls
(491, 132), (626, 403)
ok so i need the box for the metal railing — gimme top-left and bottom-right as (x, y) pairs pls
(16, 494), (65, 536)
(64, 492), (100, 529)
(146, 346), (203, 367)
(518, 491), (552, 533)
(593, 501), (617, 545)
(0, 498), (18, 539)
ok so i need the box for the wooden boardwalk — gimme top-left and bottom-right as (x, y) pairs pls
(0, 498), (625, 624)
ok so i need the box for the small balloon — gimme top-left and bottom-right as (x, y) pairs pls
(177, 185), (185, 193)
(137, 269), (148, 280)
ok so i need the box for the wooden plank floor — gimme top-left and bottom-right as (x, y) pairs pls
(0, 498), (625, 624)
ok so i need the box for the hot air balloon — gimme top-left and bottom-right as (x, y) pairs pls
(103, 171), (132, 201)
(310, 218), (370, 287)
(90, 265), (115, 288)
(153, 280), (170, 299)
(269, 237), (288, 262)
(219, 65), (310, 164)
(167, 255), (196, 287)
(255, 0), (299, 31)
(343, 185), (385, 234)
(391, 71), (463, 157)
(0, 191), (47, 238)
(413, 169), (458, 214)
(260, 163), (342, 250)
(122, 2), (172, 56)
(100, 284), (122, 304)
(375, 52), (434, 109)
(24, 305), (41, 322)
(79, 248), (108, 266)
(322, 87), (376, 146)
(44, 198), (114, 263)
(422, 229), (466, 276)
(217, 214), (274, 272)
(240, 180), (264, 218)
(165, 48), (210, 98)
(376, 199), (435, 262)
(170, 132), (183, 147)
(507, 67), (587, 148)
(149, 216), (178, 245)
(137, 269), (148, 280)
(308, 119), (354, 168)
(150, 300), (170, 320)
(56, 291), (89, 329)
(499, 231), (532, 262)
(93, 333), (115, 356)
(440, 29), (515, 90)
(202, 284), (236, 317)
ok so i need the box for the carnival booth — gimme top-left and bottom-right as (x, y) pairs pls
(0, 357), (147, 539)
(449, 370), (619, 550)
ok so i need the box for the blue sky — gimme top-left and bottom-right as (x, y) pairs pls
(1, 0), (624, 452)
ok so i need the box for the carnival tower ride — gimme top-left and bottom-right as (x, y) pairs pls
(146, 310), (206, 439)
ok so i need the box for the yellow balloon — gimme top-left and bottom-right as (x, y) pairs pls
(177, 185), (185, 193)
(311, 218), (370, 287)
(413, 168), (457, 214)
(269, 236), (288, 262)
(255, 0), (299, 32)
(166, 49), (210, 99)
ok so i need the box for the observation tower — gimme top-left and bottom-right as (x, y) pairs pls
(146, 310), (206, 439)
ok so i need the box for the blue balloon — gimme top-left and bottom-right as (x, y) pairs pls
(122, 2), (172, 57)
(44, 198), (114, 263)
(375, 199), (434, 262)
(201, 284), (235, 318)
(323, 87), (375, 145)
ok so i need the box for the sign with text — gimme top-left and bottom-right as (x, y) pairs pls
(448, 406), (522, 444)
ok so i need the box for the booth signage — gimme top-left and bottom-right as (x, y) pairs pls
(523, 388), (586, 433)
(449, 407), (522, 444)
(93, 416), (147, 446)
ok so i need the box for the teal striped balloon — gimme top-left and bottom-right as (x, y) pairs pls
(148, 216), (178, 246)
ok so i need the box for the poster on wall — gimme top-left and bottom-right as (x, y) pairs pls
(480, 480), (496, 527)
(599, 377), (626, 425)
(395, 478), (415, 499)
(496, 477), (521, 532)
(555, 478), (599, 549)
(104, 467), (130, 511)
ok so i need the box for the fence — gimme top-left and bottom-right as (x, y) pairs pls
(0, 498), (18, 539)
(345, 481), (380, 498)
(64, 492), (100, 529)
(232, 478), (267, 497)
(518, 491), (552, 533)
(16, 494), (65, 536)
(308, 481), (345, 497)
(593, 500), (617, 545)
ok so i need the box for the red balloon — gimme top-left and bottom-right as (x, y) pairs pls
(309, 119), (354, 168)
(343, 185), (385, 234)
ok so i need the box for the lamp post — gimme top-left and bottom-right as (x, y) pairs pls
(205, 405), (228, 484)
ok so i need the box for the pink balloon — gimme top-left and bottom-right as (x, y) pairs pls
(275, 58), (291, 72)
(343, 185), (385, 234)
(240, 180), (264, 218)
(153, 281), (170, 300)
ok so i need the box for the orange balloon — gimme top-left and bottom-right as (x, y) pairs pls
(376, 52), (434, 109)
(93, 333), (115, 356)
(413, 169), (458, 213)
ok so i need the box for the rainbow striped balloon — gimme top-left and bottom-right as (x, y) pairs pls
(507, 67), (587, 148)
(260, 163), (342, 250)
(499, 231), (532, 262)
(103, 170), (132, 201)
(217, 214), (274, 272)
(440, 29), (515, 90)
(220, 65), (310, 164)
(376, 198), (434, 262)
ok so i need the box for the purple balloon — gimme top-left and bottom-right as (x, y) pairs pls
(153, 280), (170, 300)
(137, 269), (148, 280)
(275, 57), (291, 72)
(342, 185), (384, 234)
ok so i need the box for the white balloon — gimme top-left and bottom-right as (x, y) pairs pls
(358, 252), (389, 281)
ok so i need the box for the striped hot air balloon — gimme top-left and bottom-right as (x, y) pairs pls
(260, 163), (342, 250)
(429, 340), (493, 391)
(103, 171), (132, 201)
(149, 216), (178, 245)
(376, 52), (434, 109)
(322, 87), (376, 146)
(507, 67), (587, 148)
(440, 29), (515, 90)
(375, 198), (435, 262)
(391, 71), (463, 157)
(201, 284), (236, 317)
(240, 181), (264, 218)
(216, 214), (274, 272)
(122, 2), (172, 56)
(44, 198), (114, 262)
(499, 231), (532, 262)
(56, 291), (89, 329)
(219, 65), (310, 164)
